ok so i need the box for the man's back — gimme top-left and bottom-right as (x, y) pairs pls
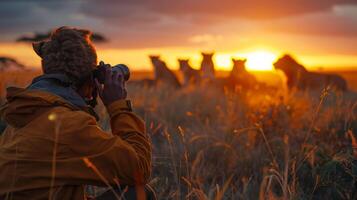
(0, 87), (152, 199)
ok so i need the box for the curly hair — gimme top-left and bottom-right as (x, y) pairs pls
(32, 26), (98, 84)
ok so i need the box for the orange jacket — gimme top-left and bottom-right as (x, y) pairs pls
(0, 87), (152, 200)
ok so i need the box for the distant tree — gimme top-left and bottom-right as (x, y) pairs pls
(0, 56), (25, 71)
(16, 31), (107, 43)
(90, 33), (107, 42)
(16, 32), (50, 43)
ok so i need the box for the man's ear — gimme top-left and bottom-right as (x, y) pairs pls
(32, 41), (45, 58)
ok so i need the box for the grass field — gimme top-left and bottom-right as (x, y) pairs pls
(1, 70), (357, 199)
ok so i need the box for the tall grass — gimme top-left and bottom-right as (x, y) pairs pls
(122, 84), (357, 199)
(1, 72), (357, 199)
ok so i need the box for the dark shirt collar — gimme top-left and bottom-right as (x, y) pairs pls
(29, 73), (87, 108)
(28, 73), (100, 121)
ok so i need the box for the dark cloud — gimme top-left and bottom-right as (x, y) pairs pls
(0, 0), (101, 41)
(0, 2), (47, 40)
(82, 0), (357, 19)
(0, 0), (357, 50)
(16, 30), (107, 43)
(0, 2), (33, 19)
(78, 0), (357, 48)
(261, 9), (357, 37)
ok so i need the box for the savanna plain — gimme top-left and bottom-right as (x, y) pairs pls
(1, 69), (357, 200)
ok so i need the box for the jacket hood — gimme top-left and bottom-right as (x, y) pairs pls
(28, 74), (88, 108)
(0, 87), (80, 128)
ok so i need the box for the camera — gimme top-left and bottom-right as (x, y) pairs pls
(87, 63), (130, 109)
(94, 63), (130, 84)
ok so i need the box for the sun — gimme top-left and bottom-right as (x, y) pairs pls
(245, 51), (277, 71)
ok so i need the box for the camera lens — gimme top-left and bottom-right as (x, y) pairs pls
(94, 63), (130, 83)
(112, 64), (130, 81)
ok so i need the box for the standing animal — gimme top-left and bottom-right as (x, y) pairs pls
(274, 54), (347, 91)
(227, 58), (257, 89)
(178, 59), (201, 85)
(231, 58), (257, 86)
(149, 55), (181, 88)
(200, 52), (215, 80)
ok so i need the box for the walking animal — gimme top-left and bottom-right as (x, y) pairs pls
(149, 55), (181, 88)
(178, 59), (201, 85)
(274, 54), (347, 91)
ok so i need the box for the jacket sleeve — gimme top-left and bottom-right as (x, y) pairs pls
(58, 99), (152, 186)
(106, 100), (152, 184)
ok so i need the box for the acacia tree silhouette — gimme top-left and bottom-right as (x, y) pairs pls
(16, 31), (107, 43)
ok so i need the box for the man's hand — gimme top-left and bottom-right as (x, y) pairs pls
(96, 61), (127, 106)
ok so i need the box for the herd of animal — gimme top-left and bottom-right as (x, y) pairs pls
(144, 53), (349, 92)
(0, 53), (349, 92)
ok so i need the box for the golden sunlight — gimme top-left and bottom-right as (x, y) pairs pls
(245, 51), (277, 71)
(214, 54), (233, 70)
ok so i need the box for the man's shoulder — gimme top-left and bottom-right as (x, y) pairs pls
(48, 106), (98, 127)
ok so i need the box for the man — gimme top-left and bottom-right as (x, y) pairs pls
(0, 27), (154, 199)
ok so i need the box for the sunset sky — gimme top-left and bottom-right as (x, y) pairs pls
(0, 0), (356, 71)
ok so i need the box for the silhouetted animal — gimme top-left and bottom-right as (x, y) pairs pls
(0, 57), (25, 71)
(228, 58), (257, 88)
(178, 59), (200, 85)
(274, 55), (347, 91)
(149, 56), (181, 88)
(200, 52), (215, 79)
